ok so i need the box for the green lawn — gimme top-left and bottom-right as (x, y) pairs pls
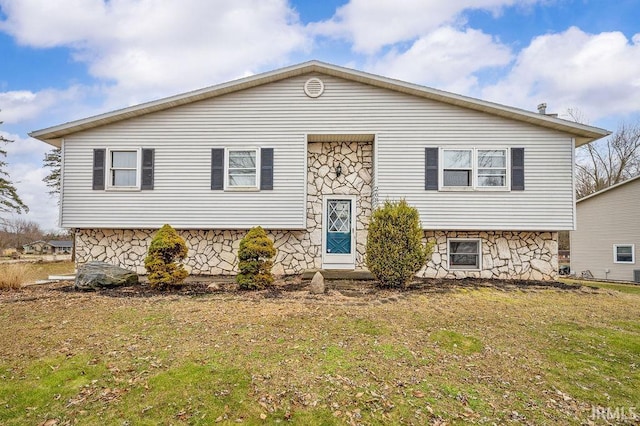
(560, 277), (640, 295)
(0, 281), (638, 425)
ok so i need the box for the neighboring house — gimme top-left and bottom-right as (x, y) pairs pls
(48, 240), (73, 254)
(22, 240), (72, 255)
(571, 175), (640, 282)
(30, 61), (609, 280)
(23, 240), (49, 254)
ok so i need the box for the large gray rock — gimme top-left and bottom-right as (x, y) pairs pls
(75, 261), (138, 291)
(309, 271), (325, 294)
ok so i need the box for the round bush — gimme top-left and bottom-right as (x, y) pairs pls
(365, 200), (431, 288)
(236, 226), (276, 290)
(144, 224), (189, 288)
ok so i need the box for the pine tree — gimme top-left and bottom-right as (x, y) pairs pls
(42, 147), (61, 198)
(0, 127), (28, 214)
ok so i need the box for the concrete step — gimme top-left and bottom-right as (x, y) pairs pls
(301, 269), (374, 281)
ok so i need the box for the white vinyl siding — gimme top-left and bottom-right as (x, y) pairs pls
(572, 177), (640, 281)
(61, 73), (576, 230)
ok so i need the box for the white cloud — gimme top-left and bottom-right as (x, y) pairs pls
(481, 27), (640, 121)
(0, 0), (310, 105)
(368, 26), (512, 94)
(309, 0), (537, 54)
(1, 131), (58, 231)
(0, 87), (87, 125)
(1, 131), (50, 157)
(7, 162), (59, 231)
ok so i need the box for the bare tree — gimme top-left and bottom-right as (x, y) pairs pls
(575, 122), (640, 199)
(0, 216), (44, 250)
(566, 110), (640, 199)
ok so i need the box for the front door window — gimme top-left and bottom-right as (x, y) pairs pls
(326, 200), (351, 254)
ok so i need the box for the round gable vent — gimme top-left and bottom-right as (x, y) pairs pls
(304, 77), (325, 98)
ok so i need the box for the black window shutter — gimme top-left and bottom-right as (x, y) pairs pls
(511, 147), (525, 190)
(93, 149), (105, 190)
(260, 148), (274, 190)
(211, 148), (224, 190)
(425, 147), (439, 190)
(141, 148), (154, 190)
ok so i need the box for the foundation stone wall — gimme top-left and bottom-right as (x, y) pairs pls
(420, 231), (558, 280)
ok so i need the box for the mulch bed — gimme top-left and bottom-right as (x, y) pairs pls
(48, 276), (595, 300)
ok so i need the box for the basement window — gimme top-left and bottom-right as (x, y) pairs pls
(448, 239), (481, 270)
(614, 244), (635, 264)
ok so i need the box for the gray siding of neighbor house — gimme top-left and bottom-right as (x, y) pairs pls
(571, 178), (640, 281)
(61, 73), (575, 230)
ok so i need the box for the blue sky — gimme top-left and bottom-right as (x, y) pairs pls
(1, 0), (639, 230)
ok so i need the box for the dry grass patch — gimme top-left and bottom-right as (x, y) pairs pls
(0, 263), (29, 290)
(0, 281), (638, 425)
(0, 261), (74, 285)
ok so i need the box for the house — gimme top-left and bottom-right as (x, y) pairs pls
(22, 240), (49, 254)
(22, 240), (72, 255)
(48, 240), (73, 254)
(571, 175), (640, 282)
(30, 61), (609, 280)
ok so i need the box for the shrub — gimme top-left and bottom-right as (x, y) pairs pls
(236, 226), (276, 290)
(144, 224), (189, 289)
(0, 263), (28, 290)
(366, 199), (432, 288)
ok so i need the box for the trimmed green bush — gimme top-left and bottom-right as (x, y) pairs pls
(366, 199), (432, 288)
(144, 224), (189, 289)
(236, 226), (276, 290)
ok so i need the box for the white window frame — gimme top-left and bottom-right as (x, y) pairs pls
(448, 238), (482, 271)
(106, 148), (141, 191)
(440, 148), (509, 191)
(476, 149), (508, 188)
(442, 148), (473, 189)
(613, 244), (635, 264)
(224, 147), (260, 191)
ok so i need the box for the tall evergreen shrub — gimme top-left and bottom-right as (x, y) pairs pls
(144, 224), (189, 288)
(366, 200), (431, 288)
(236, 226), (276, 290)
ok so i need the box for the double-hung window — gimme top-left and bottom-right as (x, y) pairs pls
(448, 239), (481, 270)
(614, 244), (635, 263)
(443, 150), (473, 186)
(226, 148), (259, 189)
(108, 149), (139, 189)
(441, 148), (508, 189)
(477, 150), (507, 187)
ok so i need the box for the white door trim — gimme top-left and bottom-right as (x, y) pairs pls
(322, 194), (357, 270)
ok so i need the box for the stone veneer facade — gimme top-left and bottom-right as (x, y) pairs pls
(420, 231), (558, 280)
(76, 141), (373, 276)
(75, 140), (558, 280)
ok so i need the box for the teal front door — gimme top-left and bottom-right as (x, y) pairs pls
(327, 200), (351, 254)
(323, 197), (356, 269)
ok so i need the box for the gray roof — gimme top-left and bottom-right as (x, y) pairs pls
(30, 60), (609, 147)
(48, 240), (73, 248)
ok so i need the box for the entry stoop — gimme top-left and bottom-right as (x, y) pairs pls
(301, 269), (374, 280)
